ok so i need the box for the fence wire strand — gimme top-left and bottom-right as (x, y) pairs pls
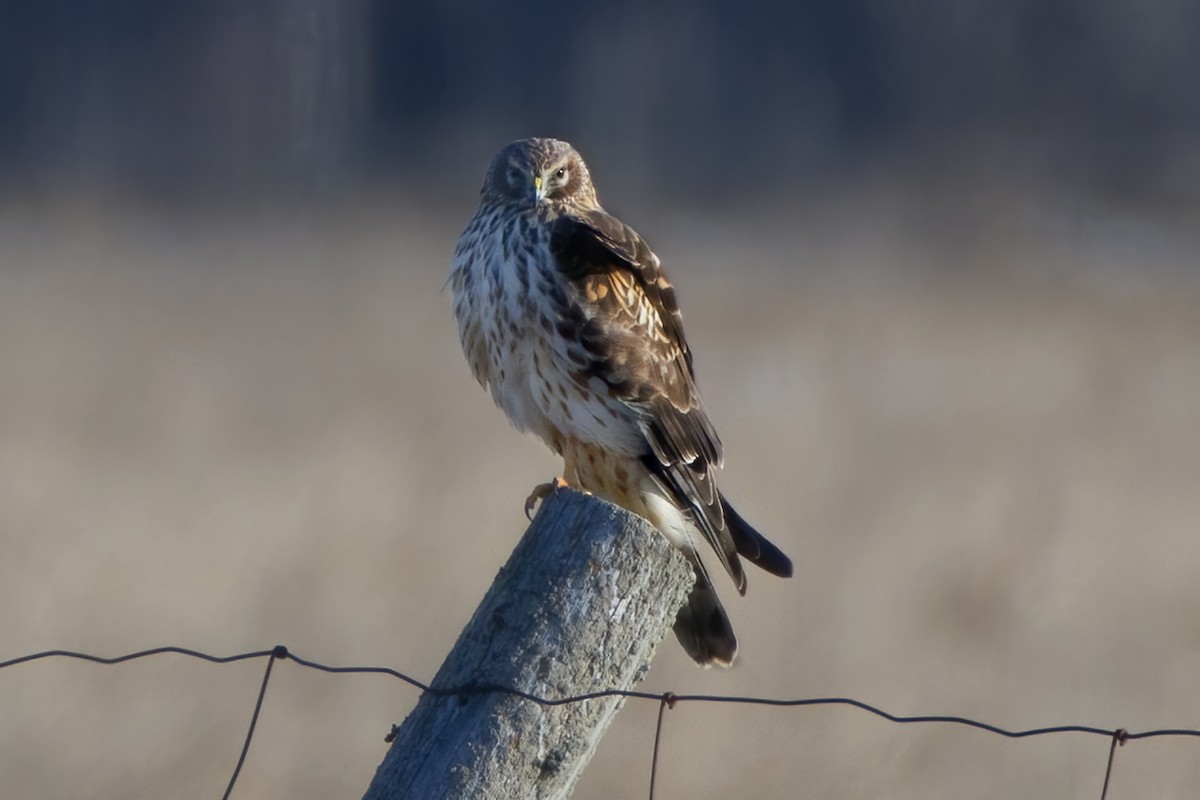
(221, 646), (284, 800)
(3, 645), (1198, 799)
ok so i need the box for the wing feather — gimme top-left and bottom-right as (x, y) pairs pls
(550, 208), (746, 593)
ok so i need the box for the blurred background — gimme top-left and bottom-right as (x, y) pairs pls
(2, 1), (1199, 798)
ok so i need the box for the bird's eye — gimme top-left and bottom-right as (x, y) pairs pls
(553, 167), (568, 182)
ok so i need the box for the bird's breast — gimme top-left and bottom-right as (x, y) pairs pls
(451, 212), (641, 455)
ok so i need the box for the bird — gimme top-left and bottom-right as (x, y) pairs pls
(448, 137), (792, 666)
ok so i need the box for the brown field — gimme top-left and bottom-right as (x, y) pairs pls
(1, 193), (1198, 798)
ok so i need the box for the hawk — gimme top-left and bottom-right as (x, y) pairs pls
(449, 138), (792, 666)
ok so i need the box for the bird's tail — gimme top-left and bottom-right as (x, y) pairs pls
(673, 563), (738, 667)
(721, 494), (793, 580)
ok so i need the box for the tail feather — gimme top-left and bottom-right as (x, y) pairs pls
(673, 564), (738, 667)
(721, 495), (793, 579)
(664, 493), (792, 666)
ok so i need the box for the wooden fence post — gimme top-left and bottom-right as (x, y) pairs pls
(362, 488), (694, 799)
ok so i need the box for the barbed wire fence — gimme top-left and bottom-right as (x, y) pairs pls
(3, 644), (1198, 800)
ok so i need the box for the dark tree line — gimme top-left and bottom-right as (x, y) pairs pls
(1, 0), (1196, 203)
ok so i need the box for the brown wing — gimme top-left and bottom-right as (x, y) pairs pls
(549, 208), (746, 593)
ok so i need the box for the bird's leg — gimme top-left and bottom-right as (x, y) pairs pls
(524, 476), (570, 520)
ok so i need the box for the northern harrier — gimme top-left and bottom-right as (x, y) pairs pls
(449, 138), (792, 666)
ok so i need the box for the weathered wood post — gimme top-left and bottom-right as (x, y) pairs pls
(363, 488), (694, 799)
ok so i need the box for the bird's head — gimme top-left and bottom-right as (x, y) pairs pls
(481, 138), (599, 211)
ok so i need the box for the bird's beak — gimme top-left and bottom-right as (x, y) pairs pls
(533, 174), (545, 204)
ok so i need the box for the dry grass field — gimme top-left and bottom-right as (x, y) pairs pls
(1, 190), (1198, 798)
